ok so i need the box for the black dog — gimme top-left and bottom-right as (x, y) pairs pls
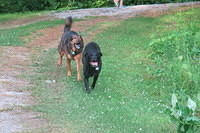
(82, 42), (102, 93)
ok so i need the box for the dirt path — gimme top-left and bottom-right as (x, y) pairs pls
(0, 2), (200, 133)
(0, 46), (48, 132)
(51, 2), (200, 19)
(1, 2), (200, 30)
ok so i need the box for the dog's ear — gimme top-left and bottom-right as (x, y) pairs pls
(99, 52), (102, 57)
(80, 36), (84, 49)
(84, 52), (89, 64)
(70, 36), (73, 41)
(84, 52), (88, 57)
(80, 35), (84, 43)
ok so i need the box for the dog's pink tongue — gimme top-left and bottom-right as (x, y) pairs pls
(90, 62), (98, 66)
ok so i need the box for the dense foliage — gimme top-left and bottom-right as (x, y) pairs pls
(0, 0), (199, 13)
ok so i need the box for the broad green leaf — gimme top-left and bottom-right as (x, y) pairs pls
(187, 98), (197, 112)
(172, 93), (177, 108)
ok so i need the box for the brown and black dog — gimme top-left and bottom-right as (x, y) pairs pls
(57, 17), (84, 81)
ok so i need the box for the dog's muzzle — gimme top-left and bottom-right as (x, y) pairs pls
(90, 62), (99, 70)
(71, 43), (81, 55)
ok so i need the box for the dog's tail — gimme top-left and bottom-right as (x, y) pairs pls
(64, 16), (72, 32)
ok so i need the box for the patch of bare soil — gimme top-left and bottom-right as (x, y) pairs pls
(0, 46), (49, 132)
(28, 16), (120, 49)
(0, 3), (199, 133)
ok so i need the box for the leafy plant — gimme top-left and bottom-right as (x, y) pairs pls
(166, 93), (200, 133)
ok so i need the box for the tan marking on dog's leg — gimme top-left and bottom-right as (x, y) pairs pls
(66, 58), (72, 76)
(75, 54), (82, 81)
(57, 52), (64, 66)
(57, 56), (62, 65)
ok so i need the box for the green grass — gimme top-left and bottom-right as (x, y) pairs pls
(0, 19), (64, 46)
(29, 8), (200, 132)
(148, 9), (200, 132)
(149, 8), (200, 95)
(0, 11), (48, 23)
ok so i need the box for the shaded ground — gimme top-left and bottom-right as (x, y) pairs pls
(0, 2), (200, 132)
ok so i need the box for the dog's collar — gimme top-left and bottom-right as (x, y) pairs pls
(71, 51), (76, 56)
(70, 50), (80, 57)
(95, 67), (100, 71)
(68, 46), (83, 57)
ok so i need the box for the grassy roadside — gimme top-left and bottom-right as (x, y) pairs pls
(27, 8), (200, 132)
(0, 19), (64, 46)
(0, 11), (48, 23)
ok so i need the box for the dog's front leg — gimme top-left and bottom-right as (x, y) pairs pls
(84, 77), (90, 93)
(57, 52), (64, 66)
(66, 58), (72, 76)
(91, 75), (99, 90)
(75, 55), (82, 81)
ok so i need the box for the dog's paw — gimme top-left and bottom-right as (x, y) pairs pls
(91, 86), (94, 90)
(85, 88), (91, 94)
(57, 63), (62, 67)
(77, 77), (82, 81)
(57, 60), (62, 67)
(67, 72), (72, 77)
(67, 71), (72, 77)
(86, 89), (91, 94)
